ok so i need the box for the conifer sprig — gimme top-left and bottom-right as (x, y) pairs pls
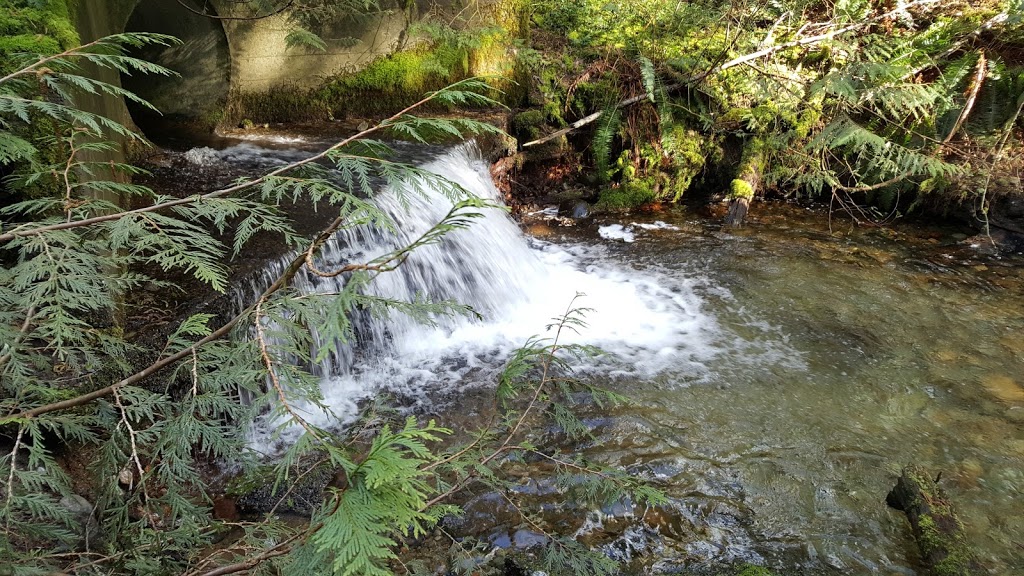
(2, 34), (662, 576)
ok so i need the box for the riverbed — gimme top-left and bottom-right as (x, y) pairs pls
(536, 206), (1024, 574)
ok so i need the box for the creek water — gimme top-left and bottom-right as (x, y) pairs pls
(168, 133), (1024, 574)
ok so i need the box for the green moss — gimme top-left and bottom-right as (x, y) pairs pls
(917, 514), (975, 576)
(569, 73), (620, 116)
(226, 86), (331, 124)
(511, 109), (547, 141)
(661, 124), (711, 200)
(316, 40), (475, 116)
(735, 565), (777, 576)
(0, 0), (79, 74)
(729, 178), (754, 200)
(594, 180), (657, 212)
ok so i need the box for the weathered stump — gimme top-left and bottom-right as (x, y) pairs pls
(724, 137), (766, 227)
(725, 190), (751, 227)
(886, 465), (983, 576)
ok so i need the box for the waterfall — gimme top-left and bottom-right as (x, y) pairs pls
(225, 140), (736, 446)
(236, 143), (547, 377)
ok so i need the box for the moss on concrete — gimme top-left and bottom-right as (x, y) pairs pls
(225, 85), (331, 124)
(227, 29), (522, 124)
(0, 0), (79, 74)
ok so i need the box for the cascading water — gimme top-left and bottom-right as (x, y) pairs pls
(224, 141), (795, 447)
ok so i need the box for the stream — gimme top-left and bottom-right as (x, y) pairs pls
(152, 130), (1024, 574)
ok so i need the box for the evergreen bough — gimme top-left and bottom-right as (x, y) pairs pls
(0, 34), (664, 575)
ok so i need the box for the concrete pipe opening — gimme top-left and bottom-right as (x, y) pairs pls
(120, 0), (230, 141)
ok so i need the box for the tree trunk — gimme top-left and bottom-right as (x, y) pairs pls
(886, 465), (983, 576)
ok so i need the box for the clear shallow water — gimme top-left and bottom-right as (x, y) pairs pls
(560, 211), (1024, 574)
(188, 135), (1024, 574)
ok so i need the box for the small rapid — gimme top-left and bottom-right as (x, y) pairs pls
(167, 132), (1024, 574)
(227, 142), (794, 445)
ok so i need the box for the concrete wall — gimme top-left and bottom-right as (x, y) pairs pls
(219, 6), (411, 94)
(217, 0), (517, 93)
(75, 0), (514, 123)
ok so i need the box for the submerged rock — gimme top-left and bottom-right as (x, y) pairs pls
(981, 374), (1024, 404)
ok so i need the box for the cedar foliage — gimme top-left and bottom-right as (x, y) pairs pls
(0, 34), (665, 575)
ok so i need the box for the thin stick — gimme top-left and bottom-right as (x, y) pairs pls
(942, 51), (986, 146)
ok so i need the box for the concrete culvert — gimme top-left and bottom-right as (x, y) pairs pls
(120, 0), (230, 137)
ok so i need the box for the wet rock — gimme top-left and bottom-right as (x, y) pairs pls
(512, 529), (548, 549)
(886, 465), (983, 575)
(525, 223), (557, 237)
(441, 491), (520, 537)
(60, 494), (99, 548)
(950, 459), (985, 491)
(212, 495), (239, 521)
(233, 466), (331, 516)
(572, 201), (591, 219)
(602, 524), (663, 562)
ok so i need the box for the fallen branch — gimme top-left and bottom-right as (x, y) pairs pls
(522, 89), (676, 148)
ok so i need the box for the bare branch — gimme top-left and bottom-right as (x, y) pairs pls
(942, 51), (986, 146)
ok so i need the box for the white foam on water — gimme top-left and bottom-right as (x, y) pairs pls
(633, 220), (679, 231)
(215, 143), (313, 166)
(239, 142), (798, 450)
(599, 224), (636, 242)
(226, 132), (310, 145)
(183, 146), (219, 166)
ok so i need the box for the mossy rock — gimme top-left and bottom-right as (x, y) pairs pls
(511, 109), (548, 141)
(0, 0), (78, 74)
(594, 180), (657, 212)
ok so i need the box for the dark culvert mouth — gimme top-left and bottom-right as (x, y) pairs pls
(121, 0), (230, 145)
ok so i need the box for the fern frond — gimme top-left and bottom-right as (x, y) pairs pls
(593, 107), (621, 184)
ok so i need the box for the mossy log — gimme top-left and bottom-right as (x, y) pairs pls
(725, 137), (766, 227)
(886, 465), (983, 576)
